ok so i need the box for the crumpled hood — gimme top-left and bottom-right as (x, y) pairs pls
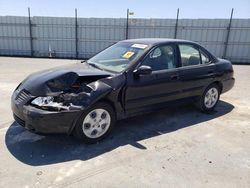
(18, 63), (111, 96)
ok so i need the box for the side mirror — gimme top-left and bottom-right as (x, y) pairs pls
(134, 65), (152, 77)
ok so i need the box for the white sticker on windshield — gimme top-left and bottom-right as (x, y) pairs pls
(131, 44), (148, 49)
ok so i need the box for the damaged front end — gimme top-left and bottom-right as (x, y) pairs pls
(12, 65), (115, 134)
(16, 63), (114, 112)
(30, 79), (112, 112)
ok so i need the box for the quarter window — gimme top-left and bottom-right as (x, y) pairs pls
(142, 45), (177, 71)
(200, 51), (210, 64)
(179, 45), (201, 66)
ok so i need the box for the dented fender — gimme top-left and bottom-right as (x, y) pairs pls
(59, 80), (113, 109)
(85, 80), (114, 107)
(64, 80), (114, 134)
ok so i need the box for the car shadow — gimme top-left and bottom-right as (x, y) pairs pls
(5, 100), (234, 166)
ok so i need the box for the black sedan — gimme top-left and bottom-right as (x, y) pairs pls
(11, 38), (235, 143)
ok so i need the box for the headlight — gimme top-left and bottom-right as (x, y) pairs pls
(31, 96), (84, 111)
(31, 96), (68, 110)
(31, 96), (54, 106)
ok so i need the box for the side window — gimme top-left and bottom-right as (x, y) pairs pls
(179, 45), (201, 66)
(200, 50), (210, 64)
(142, 45), (177, 71)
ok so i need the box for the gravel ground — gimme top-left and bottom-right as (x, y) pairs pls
(0, 57), (249, 188)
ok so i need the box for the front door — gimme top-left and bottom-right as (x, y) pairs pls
(124, 44), (182, 114)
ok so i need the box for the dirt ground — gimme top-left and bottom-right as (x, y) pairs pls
(0, 57), (249, 188)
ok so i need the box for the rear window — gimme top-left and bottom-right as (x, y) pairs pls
(179, 45), (201, 66)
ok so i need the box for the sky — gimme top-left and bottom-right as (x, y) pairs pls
(0, 0), (249, 19)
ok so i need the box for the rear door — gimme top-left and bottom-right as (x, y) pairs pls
(124, 43), (182, 113)
(177, 43), (216, 98)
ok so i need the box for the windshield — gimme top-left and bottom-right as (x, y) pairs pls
(88, 42), (148, 73)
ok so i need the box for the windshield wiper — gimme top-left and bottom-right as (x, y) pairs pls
(87, 62), (103, 71)
(85, 61), (117, 73)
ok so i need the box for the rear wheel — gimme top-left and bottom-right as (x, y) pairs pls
(74, 102), (116, 143)
(196, 84), (220, 112)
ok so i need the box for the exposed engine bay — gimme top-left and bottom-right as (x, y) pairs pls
(30, 74), (112, 112)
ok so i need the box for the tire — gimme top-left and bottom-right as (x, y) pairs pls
(73, 102), (116, 143)
(196, 84), (221, 113)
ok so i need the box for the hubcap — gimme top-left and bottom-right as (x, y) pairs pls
(204, 87), (219, 108)
(82, 108), (111, 138)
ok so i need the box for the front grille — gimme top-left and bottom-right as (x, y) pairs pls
(13, 114), (25, 127)
(15, 89), (31, 104)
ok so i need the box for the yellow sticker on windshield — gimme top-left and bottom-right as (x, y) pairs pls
(122, 51), (135, 59)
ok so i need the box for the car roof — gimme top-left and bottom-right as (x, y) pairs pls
(120, 38), (193, 45)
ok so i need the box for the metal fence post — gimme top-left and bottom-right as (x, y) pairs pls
(125, 8), (129, 39)
(75, 8), (78, 59)
(174, 8), (179, 39)
(223, 8), (234, 59)
(28, 7), (33, 57)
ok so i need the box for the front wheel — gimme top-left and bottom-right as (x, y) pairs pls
(73, 102), (116, 143)
(196, 84), (220, 112)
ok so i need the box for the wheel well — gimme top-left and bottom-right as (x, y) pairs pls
(98, 98), (116, 115)
(68, 98), (116, 136)
(212, 81), (223, 93)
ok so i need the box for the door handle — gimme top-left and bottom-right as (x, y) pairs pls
(170, 74), (179, 80)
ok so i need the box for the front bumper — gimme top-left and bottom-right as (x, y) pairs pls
(11, 91), (82, 134)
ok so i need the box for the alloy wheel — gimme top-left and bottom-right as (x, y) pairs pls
(204, 87), (219, 108)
